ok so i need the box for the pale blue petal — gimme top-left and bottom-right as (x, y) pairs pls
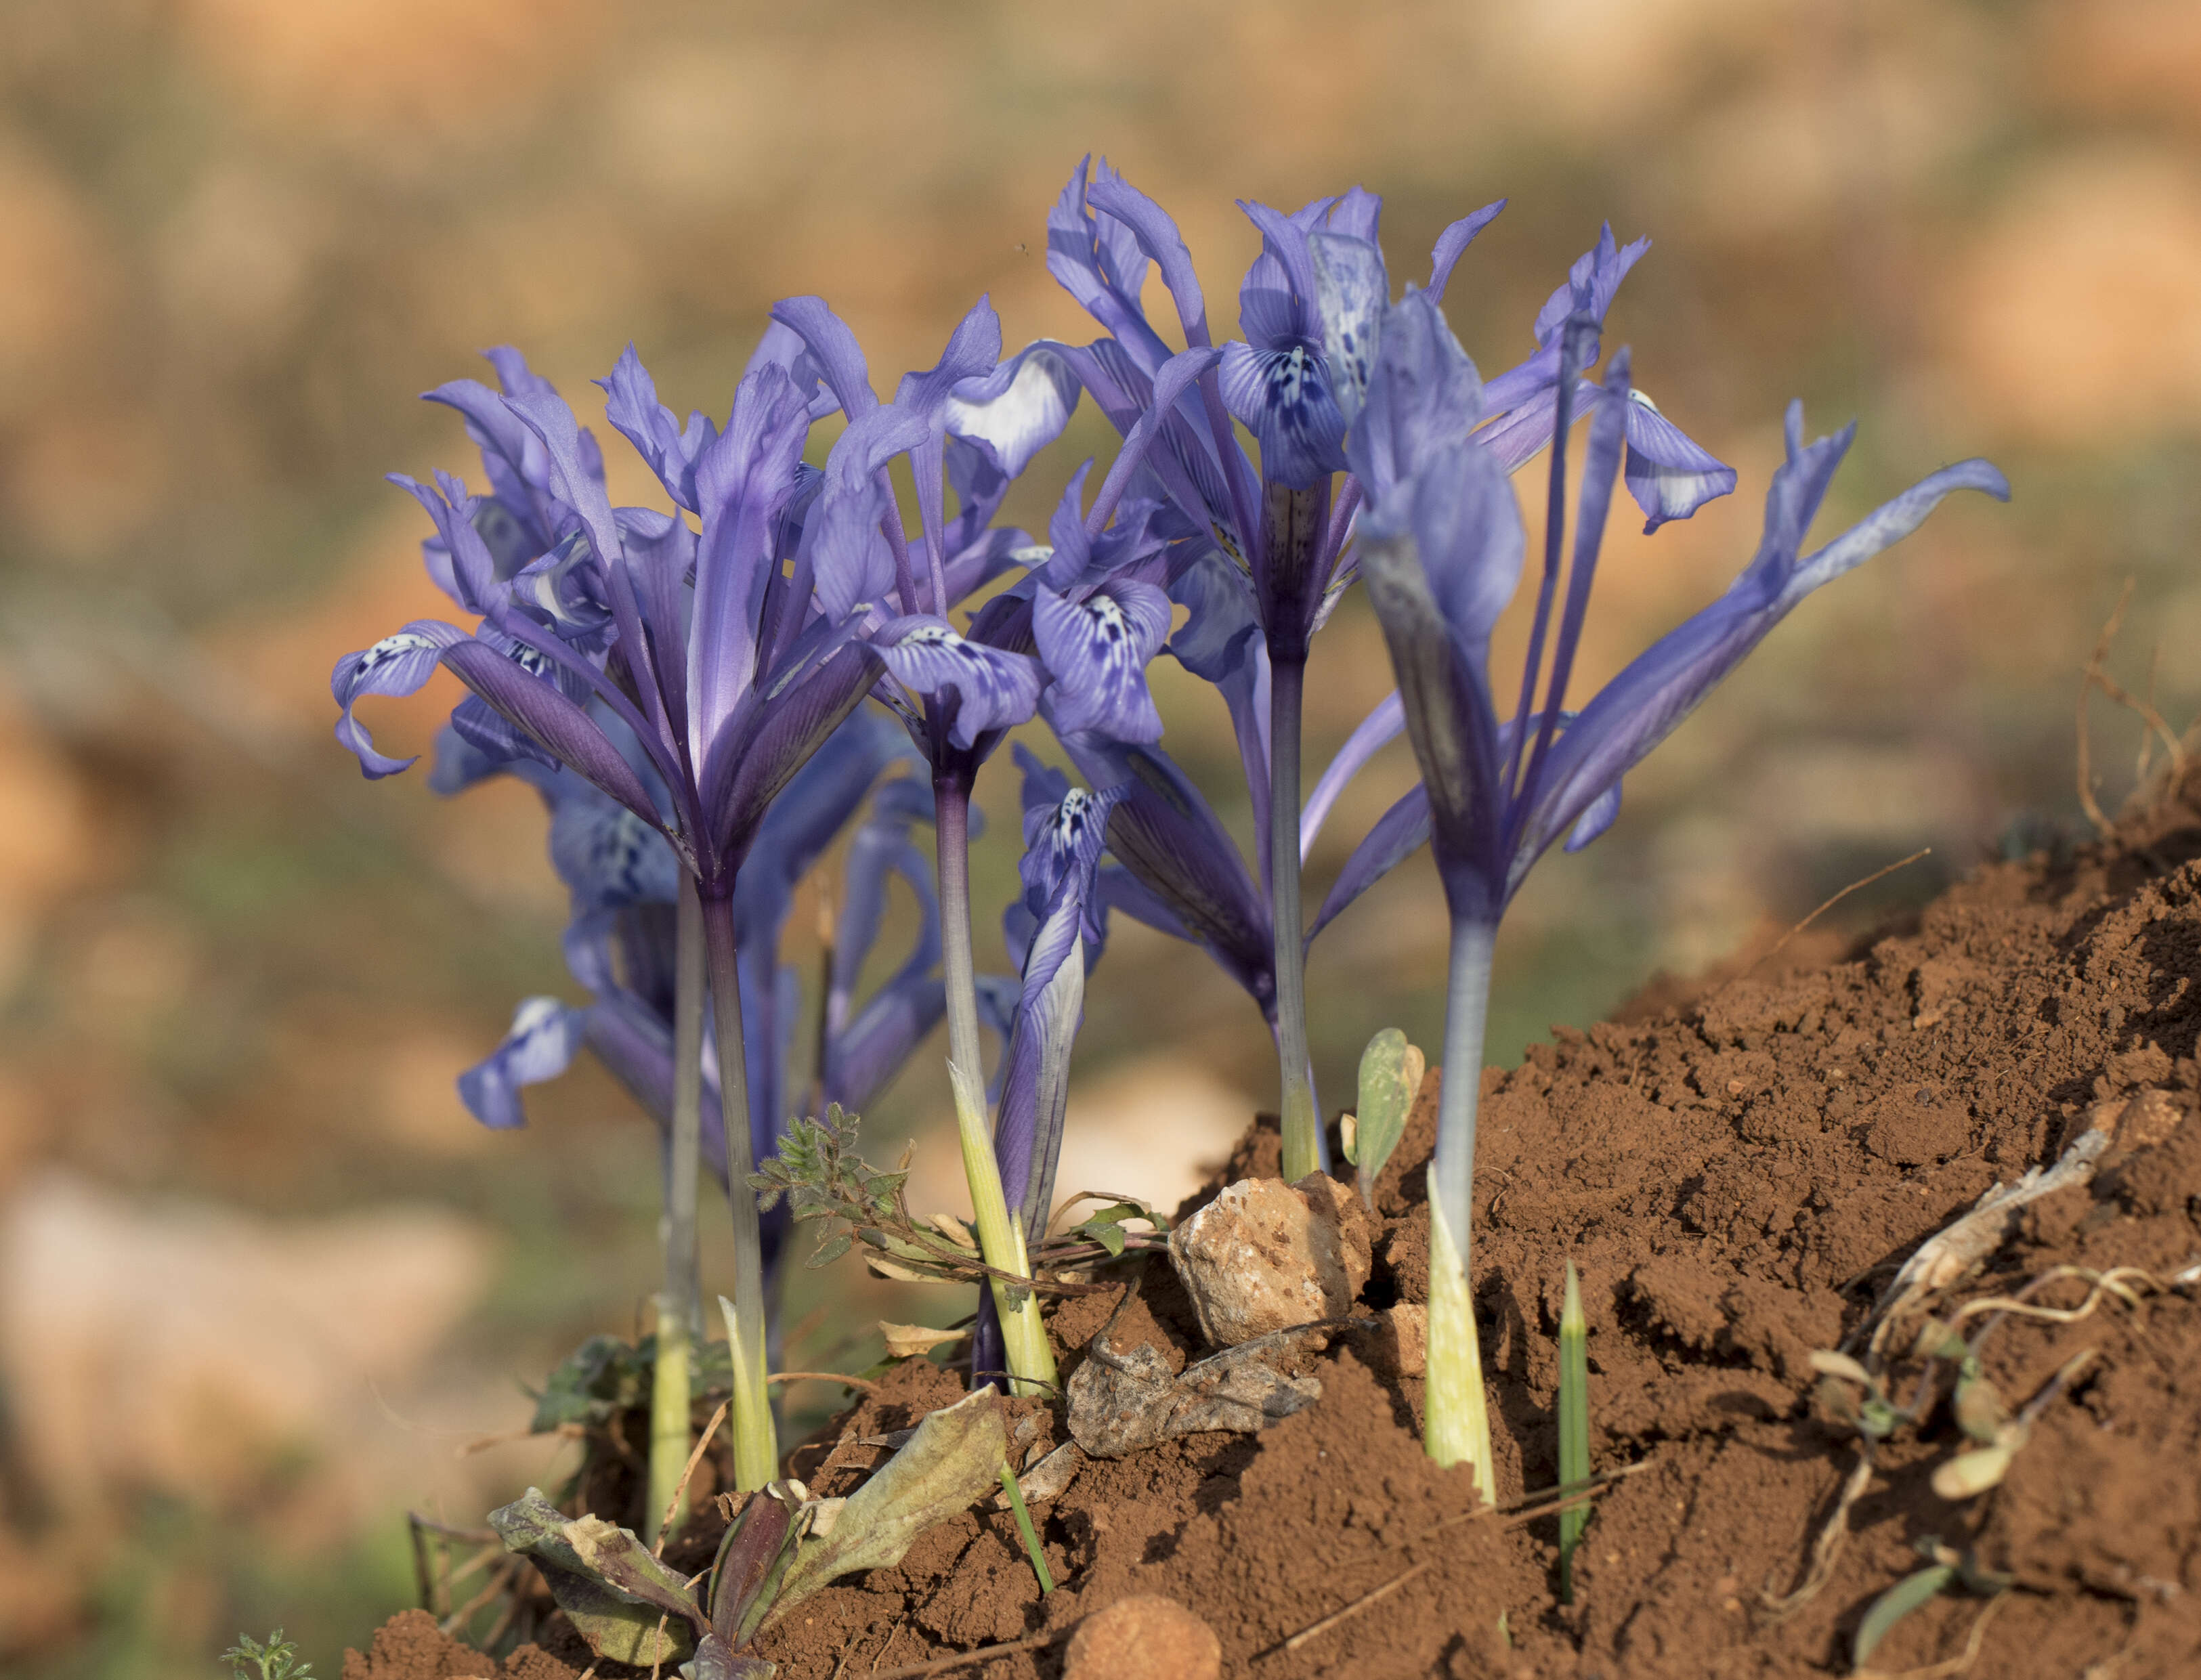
(459, 996), (586, 1130)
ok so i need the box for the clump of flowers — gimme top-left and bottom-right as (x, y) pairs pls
(335, 152), (2001, 1601)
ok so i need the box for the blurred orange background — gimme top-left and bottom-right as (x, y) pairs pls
(1, 1), (2192, 1673)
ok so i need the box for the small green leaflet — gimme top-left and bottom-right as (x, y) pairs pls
(1852, 1564), (1956, 1673)
(1345, 1028), (1423, 1196)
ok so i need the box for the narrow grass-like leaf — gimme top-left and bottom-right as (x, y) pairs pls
(998, 1458), (1056, 1595)
(1557, 1259), (1591, 1603)
(1852, 1563), (1956, 1673)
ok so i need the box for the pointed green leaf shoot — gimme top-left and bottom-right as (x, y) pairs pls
(1558, 1260), (1591, 1603)
(998, 1457), (1056, 1595)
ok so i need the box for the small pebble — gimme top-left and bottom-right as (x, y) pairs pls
(1168, 1173), (1372, 1346)
(1063, 1595), (1222, 1680)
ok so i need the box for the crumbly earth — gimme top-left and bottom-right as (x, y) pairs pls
(349, 783), (2201, 1679)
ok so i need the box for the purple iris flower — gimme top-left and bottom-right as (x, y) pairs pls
(1346, 282), (2005, 1468)
(333, 320), (1073, 1480)
(1030, 157), (1740, 1181)
(333, 341), (871, 902)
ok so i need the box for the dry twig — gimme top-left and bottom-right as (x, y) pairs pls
(1749, 848), (1932, 976)
(767, 1370), (882, 1392)
(2077, 581), (2188, 834)
(1263, 1463), (1649, 1656)
(654, 1398), (730, 1555)
(868, 1629), (1060, 1679)
(1759, 1445), (1876, 1618)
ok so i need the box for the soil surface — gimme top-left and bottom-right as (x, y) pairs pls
(347, 783), (2201, 1679)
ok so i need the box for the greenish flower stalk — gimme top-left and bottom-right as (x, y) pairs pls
(645, 1295), (692, 1544)
(998, 1458), (1055, 1595)
(1424, 1174), (1494, 1498)
(1425, 919), (1497, 1493)
(1558, 1259), (1590, 1602)
(936, 776), (1056, 1395)
(645, 875), (710, 1538)
(698, 884), (780, 1491)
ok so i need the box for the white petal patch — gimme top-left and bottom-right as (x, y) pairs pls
(944, 344), (1081, 479)
(351, 631), (440, 679)
(1310, 232), (1390, 425)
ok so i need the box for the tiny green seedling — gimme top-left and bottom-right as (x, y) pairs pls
(1557, 1261), (1591, 1603)
(1851, 1539), (2011, 1675)
(221, 1630), (314, 1680)
(1342, 1028), (1424, 1207)
(998, 1459), (1055, 1595)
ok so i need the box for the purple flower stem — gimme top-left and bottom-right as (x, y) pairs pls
(644, 873), (709, 1538)
(1269, 654), (1326, 1182)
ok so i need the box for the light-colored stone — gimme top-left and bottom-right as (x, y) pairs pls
(1064, 1594), (1221, 1680)
(1168, 1173), (1371, 1348)
(1350, 1302), (1428, 1377)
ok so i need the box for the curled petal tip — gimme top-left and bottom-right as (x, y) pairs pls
(1959, 458), (2013, 502)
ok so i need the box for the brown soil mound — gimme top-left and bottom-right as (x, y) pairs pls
(348, 788), (2201, 1679)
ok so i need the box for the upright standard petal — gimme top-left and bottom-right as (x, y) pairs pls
(1048, 157), (1176, 374)
(1088, 166), (1214, 349)
(1529, 224), (1650, 349)
(1426, 198), (1508, 305)
(600, 344), (717, 513)
(690, 362), (815, 751)
(388, 471), (505, 616)
(767, 296), (879, 418)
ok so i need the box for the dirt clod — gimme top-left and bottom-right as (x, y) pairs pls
(1062, 1595), (1221, 1680)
